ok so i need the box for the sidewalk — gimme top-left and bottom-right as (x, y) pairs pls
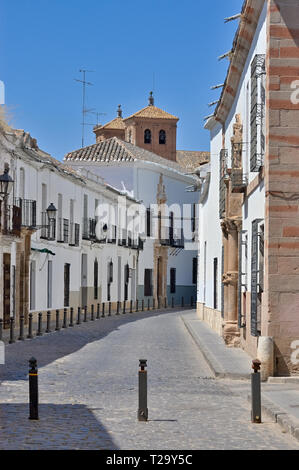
(181, 311), (299, 443)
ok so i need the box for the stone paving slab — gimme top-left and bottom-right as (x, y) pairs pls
(181, 312), (252, 379)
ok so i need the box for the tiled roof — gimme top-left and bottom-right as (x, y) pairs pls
(96, 117), (125, 131)
(124, 105), (178, 121)
(176, 150), (210, 171)
(64, 137), (188, 174)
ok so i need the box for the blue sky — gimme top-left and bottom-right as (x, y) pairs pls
(1, 0), (243, 161)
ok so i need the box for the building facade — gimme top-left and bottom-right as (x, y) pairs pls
(197, 0), (299, 377)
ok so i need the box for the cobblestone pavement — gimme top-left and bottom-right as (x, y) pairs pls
(0, 309), (298, 450)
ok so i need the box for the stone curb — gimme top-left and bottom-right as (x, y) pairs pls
(181, 316), (250, 380)
(247, 394), (299, 443)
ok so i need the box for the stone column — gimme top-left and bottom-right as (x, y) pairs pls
(222, 219), (241, 347)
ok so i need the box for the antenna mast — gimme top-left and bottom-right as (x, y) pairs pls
(74, 69), (94, 147)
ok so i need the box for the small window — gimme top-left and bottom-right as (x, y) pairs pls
(144, 129), (151, 144)
(170, 268), (176, 294)
(159, 130), (166, 145)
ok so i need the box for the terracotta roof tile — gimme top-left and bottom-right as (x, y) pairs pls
(124, 105), (178, 121)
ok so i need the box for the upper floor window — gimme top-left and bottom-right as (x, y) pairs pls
(144, 129), (151, 144)
(159, 130), (166, 145)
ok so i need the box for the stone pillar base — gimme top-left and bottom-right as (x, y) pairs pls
(222, 321), (240, 348)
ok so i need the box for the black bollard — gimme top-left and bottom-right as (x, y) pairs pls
(191, 296), (194, 308)
(9, 317), (15, 344)
(142, 300), (144, 312)
(27, 313), (33, 339)
(69, 307), (74, 327)
(83, 306), (87, 322)
(108, 302), (112, 317)
(164, 297), (167, 309)
(55, 310), (60, 331)
(91, 305), (94, 321)
(62, 308), (68, 328)
(77, 306), (81, 325)
(136, 300), (139, 313)
(138, 359), (148, 422)
(172, 297), (174, 309)
(96, 303), (100, 320)
(181, 297), (184, 308)
(251, 359), (262, 424)
(158, 297), (161, 310)
(116, 301), (120, 316)
(46, 311), (51, 333)
(28, 357), (39, 420)
(130, 300), (133, 314)
(18, 315), (25, 341)
(37, 312), (43, 336)
(101, 303), (105, 318)
(148, 299), (150, 311)
(123, 301), (126, 315)
(153, 298), (155, 310)
(0, 318), (2, 341)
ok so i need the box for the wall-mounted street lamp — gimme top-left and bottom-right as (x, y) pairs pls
(46, 203), (57, 224)
(0, 167), (14, 200)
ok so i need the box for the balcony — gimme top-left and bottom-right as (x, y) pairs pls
(14, 198), (37, 228)
(40, 212), (56, 240)
(69, 223), (80, 247)
(82, 218), (97, 241)
(57, 218), (69, 243)
(0, 202), (21, 236)
(231, 169), (248, 193)
(160, 227), (184, 249)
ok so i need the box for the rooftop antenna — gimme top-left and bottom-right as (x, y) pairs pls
(87, 110), (107, 126)
(74, 69), (94, 147)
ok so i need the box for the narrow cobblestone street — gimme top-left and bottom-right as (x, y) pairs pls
(0, 309), (298, 450)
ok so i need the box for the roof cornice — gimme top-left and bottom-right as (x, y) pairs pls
(214, 0), (265, 124)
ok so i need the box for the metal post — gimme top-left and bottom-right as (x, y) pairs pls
(46, 311), (51, 333)
(102, 303), (105, 318)
(0, 318), (2, 341)
(18, 315), (25, 341)
(153, 298), (155, 310)
(77, 307), (81, 325)
(9, 317), (15, 344)
(37, 313), (43, 336)
(116, 301), (120, 315)
(181, 297), (184, 308)
(69, 307), (74, 327)
(27, 313), (33, 339)
(164, 297), (167, 309)
(123, 301), (126, 315)
(136, 300), (139, 313)
(91, 305), (94, 321)
(28, 357), (39, 420)
(158, 297), (161, 310)
(108, 302), (112, 317)
(142, 300), (144, 312)
(130, 300), (133, 313)
(62, 308), (68, 328)
(55, 310), (60, 331)
(148, 299), (150, 311)
(83, 306), (87, 322)
(251, 359), (262, 424)
(96, 303), (100, 320)
(191, 296), (194, 308)
(172, 297), (174, 308)
(138, 359), (148, 422)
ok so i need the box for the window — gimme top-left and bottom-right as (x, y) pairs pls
(144, 129), (151, 144)
(251, 219), (264, 337)
(159, 130), (166, 145)
(94, 259), (98, 300)
(192, 257), (198, 285)
(144, 269), (153, 297)
(170, 268), (176, 294)
(213, 258), (218, 310)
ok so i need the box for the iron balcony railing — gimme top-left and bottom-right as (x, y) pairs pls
(160, 227), (184, 249)
(107, 225), (117, 244)
(231, 169), (248, 193)
(0, 202), (21, 236)
(57, 218), (69, 244)
(40, 212), (56, 240)
(69, 223), (80, 247)
(14, 198), (37, 228)
(82, 218), (97, 241)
